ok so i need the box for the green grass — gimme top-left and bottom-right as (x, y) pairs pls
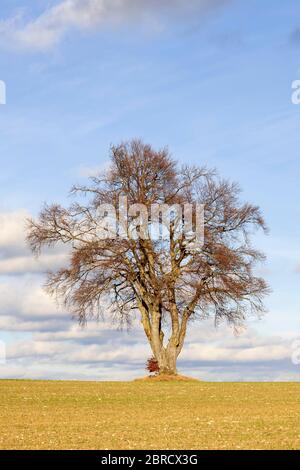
(0, 380), (300, 449)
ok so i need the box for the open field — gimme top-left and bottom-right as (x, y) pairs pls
(0, 380), (300, 450)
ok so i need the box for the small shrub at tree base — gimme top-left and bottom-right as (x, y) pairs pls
(146, 356), (160, 375)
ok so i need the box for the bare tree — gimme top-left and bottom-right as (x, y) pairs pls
(27, 140), (269, 375)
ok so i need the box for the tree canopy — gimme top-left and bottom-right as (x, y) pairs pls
(27, 140), (269, 374)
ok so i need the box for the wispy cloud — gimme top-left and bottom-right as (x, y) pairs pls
(76, 161), (110, 178)
(0, 0), (230, 51)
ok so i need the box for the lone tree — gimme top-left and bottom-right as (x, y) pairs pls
(27, 140), (269, 375)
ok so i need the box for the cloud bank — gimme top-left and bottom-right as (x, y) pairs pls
(0, 0), (230, 51)
(0, 208), (299, 381)
(0, 210), (69, 275)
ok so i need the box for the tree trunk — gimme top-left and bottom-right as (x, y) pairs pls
(139, 305), (186, 376)
(157, 346), (178, 375)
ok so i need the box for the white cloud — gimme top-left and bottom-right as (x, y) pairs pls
(0, 281), (65, 319)
(0, 0), (230, 51)
(0, 210), (29, 257)
(0, 253), (69, 275)
(181, 340), (290, 363)
(0, 209), (69, 275)
(0, 315), (69, 332)
(8, 339), (74, 359)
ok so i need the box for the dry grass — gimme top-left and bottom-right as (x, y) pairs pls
(0, 380), (300, 450)
(134, 374), (200, 382)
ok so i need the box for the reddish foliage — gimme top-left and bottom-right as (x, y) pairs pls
(146, 356), (160, 375)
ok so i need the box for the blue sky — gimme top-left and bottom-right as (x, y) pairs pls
(0, 0), (300, 381)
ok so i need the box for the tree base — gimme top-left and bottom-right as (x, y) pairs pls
(134, 374), (201, 382)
